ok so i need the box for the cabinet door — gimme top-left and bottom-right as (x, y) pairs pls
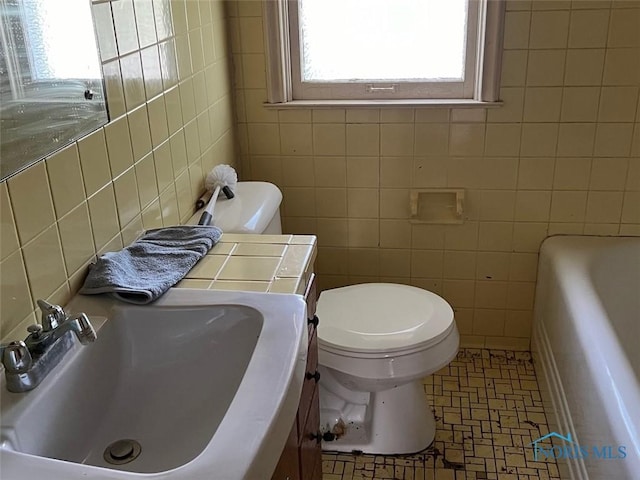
(299, 387), (323, 480)
(297, 329), (319, 438)
(271, 421), (300, 480)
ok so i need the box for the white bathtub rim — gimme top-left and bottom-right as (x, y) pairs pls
(536, 236), (640, 477)
(533, 320), (588, 480)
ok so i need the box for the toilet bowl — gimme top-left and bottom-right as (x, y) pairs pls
(316, 283), (459, 454)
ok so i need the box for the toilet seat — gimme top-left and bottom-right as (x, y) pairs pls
(316, 283), (454, 356)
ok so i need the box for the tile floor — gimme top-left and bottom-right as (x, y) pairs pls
(321, 349), (561, 480)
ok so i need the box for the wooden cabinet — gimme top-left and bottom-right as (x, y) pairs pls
(271, 273), (322, 480)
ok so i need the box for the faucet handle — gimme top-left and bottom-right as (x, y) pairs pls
(36, 299), (66, 331)
(70, 313), (97, 344)
(2, 341), (32, 374)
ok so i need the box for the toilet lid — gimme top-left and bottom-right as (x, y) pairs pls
(316, 283), (454, 354)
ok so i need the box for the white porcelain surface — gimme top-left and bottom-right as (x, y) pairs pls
(187, 181), (283, 234)
(315, 283), (459, 455)
(0, 289), (307, 480)
(316, 283), (454, 353)
(533, 236), (640, 480)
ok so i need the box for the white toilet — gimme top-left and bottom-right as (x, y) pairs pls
(316, 283), (459, 454)
(192, 181), (459, 454)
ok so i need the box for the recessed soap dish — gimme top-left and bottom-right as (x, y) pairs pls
(409, 189), (465, 224)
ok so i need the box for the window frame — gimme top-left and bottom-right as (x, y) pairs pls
(263, 0), (505, 107)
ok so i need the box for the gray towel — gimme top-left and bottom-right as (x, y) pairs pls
(80, 226), (222, 304)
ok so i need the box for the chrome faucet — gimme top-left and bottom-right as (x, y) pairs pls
(0, 300), (97, 393)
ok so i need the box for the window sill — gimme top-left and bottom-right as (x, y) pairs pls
(263, 99), (503, 109)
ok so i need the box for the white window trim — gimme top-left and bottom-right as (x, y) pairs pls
(263, 0), (505, 108)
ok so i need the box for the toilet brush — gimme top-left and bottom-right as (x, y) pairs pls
(197, 164), (238, 226)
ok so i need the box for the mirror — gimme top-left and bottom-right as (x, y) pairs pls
(0, 0), (109, 180)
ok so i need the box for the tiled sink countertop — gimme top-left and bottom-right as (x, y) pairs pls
(175, 234), (317, 295)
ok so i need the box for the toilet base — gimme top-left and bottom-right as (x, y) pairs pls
(319, 376), (435, 455)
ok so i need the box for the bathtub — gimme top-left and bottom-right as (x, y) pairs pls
(532, 236), (640, 480)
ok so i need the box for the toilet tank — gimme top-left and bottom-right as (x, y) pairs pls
(188, 181), (283, 234)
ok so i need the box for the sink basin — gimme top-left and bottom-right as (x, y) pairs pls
(0, 289), (308, 479)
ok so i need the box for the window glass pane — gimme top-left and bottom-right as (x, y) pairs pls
(298, 0), (468, 83)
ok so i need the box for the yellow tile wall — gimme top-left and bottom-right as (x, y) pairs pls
(230, 0), (640, 350)
(0, 0), (236, 339)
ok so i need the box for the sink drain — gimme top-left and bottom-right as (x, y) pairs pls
(103, 439), (141, 465)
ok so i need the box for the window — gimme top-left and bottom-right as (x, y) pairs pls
(264, 0), (505, 106)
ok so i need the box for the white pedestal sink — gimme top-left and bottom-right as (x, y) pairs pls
(0, 289), (308, 480)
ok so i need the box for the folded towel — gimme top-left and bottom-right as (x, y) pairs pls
(80, 225), (222, 304)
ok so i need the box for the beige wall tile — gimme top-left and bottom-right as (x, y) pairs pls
(88, 184), (121, 250)
(77, 129), (112, 196)
(517, 157), (555, 190)
(550, 191), (588, 222)
(148, 95), (170, 147)
(484, 124), (521, 156)
(568, 9), (610, 48)
(526, 50), (566, 86)
(346, 157), (379, 187)
(113, 167), (142, 227)
(136, 153), (160, 209)
(585, 191), (624, 222)
(590, 157), (629, 190)
(414, 157), (447, 188)
(22, 226), (67, 304)
(523, 87), (562, 122)
(594, 123), (634, 156)
(515, 191), (552, 221)
(346, 124), (380, 156)
(380, 124), (414, 156)
(0, 183), (19, 260)
(607, 7), (639, 47)
(316, 218), (348, 247)
(564, 49), (605, 85)
(282, 157), (315, 187)
(0, 251), (33, 334)
(561, 87), (600, 121)
(7, 161), (55, 244)
(603, 48), (640, 85)
(313, 124), (346, 156)
(557, 123), (596, 156)
(598, 87), (639, 122)
(501, 50), (528, 86)
(414, 124), (449, 156)
(102, 60), (127, 119)
(120, 52), (146, 110)
(554, 157), (592, 190)
(313, 157), (346, 187)
(520, 124), (559, 156)
(128, 104), (153, 161)
(347, 189), (379, 218)
(105, 116), (135, 177)
(504, 11), (531, 49)
(450, 124), (486, 156)
(315, 188), (346, 218)
(529, 10), (570, 48)
(379, 220), (411, 249)
(411, 250), (444, 278)
(58, 203), (95, 274)
(154, 140), (174, 191)
(141, 45), (163, 99)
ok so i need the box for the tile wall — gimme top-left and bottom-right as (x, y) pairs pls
(0, 0), (236, 339)
(230, 0), (640, 349)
